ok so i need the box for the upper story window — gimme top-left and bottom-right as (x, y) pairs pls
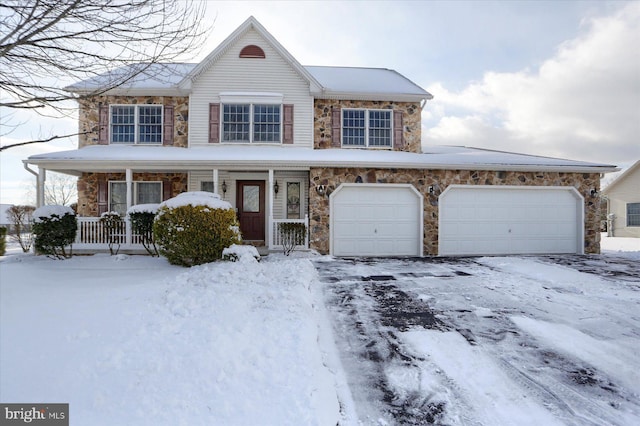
(342, 109), (392, 148)
(222, 104), (281, 143)
(110, 105), (163, 144)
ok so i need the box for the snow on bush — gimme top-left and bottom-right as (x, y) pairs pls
(153, 192), (240, 266)
(32, 205), (77, 259)
(33, 205), (75, 223)
(126, 203), (160, 215)
(159, 191), (231, 212)
(222, 244), (260, 263)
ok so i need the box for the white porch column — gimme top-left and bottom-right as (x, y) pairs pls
(213, 169), (219, 195)
(268, 169), (274, 248)
(125, 169), (133, 245)
(37, 168), (46, 207)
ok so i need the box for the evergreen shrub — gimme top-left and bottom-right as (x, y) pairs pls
(153, 192), (240, 266)
(32, 206), (77, 259)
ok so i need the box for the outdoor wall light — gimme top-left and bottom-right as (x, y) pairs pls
(428, 186), (435, 194)
(590, 188), (598, 197)
(222, 180), (227, 195)
(355, 176), (363, 183)
(274, 180), (279, 195)
(316, 185), (327, 196)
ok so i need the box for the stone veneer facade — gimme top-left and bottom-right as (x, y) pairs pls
(77, 172), (188, 217)
(309, 168), (602, 255)
(313, 100), (422, 153)
(78, 95), (189, 148)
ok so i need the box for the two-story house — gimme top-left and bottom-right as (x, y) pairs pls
(24, 17), (617, 256)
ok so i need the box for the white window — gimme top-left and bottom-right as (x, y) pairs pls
(627, 203), (640, 227)
(222, 104), (281, 143)
(109, 181), (162, 216)
(342, 109), (392, 148)
(111, 105), (163, 144)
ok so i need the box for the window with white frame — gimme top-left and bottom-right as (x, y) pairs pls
(109, 181), (162, 216)
(627, 202), (640, 226)
(111, 105), (163, 144)
(222, 104), (281, 143)
(342, 109), (392, 147)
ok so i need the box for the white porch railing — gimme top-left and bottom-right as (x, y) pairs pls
(76, 216), (309, 253)
(270, 215), (309, 250)
(75, 217), (145, 250)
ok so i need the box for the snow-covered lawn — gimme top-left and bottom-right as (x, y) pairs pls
(1, 233), (638, 425)
(0, 250), (340, 425)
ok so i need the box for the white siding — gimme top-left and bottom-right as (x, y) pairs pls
(607, 167), (640, 238)
(189, 29), (313, 147)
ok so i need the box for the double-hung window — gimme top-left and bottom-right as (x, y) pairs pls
(222, 104), (281, 143)
(342, 109), (392, 147)
(111, 105), (163, 144)
(109, 182), (162, 216)
(627, 203), (640, 227)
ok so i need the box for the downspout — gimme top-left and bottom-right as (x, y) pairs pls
(23, 161), (43, 207)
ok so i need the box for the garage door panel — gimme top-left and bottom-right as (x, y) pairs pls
(332, 185), (422, 257)
(440, 186), (581, 256)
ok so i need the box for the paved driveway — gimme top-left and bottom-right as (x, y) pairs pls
(315, 254), (640, 425)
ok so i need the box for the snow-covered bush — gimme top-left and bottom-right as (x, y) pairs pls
(128, 204), (160, 256)
(32, 205), (77, 259)
(100, 211), (124, 255)
(0, 226), (6, 256)
(153, 192), (241, 266)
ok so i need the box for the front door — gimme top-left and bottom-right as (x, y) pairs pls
(236, 180), (265, 241)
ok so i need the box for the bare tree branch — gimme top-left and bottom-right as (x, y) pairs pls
(0, 0), (211, 140)
(0, 131), (90, 151)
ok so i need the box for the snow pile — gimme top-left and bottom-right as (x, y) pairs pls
(127, 203), (160, 215)
(159, 191), (231, 211)
(32, 205), (74, 222)
(0, 255), (339, 425)
(222, 244), (260, 262)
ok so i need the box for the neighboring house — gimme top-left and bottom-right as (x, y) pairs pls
(602, 160), (640, 238)
(0, 204), (13, 232)
(24, 17), (618, 256)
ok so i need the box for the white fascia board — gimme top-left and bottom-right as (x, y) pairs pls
(220, 92), (283, 104)
(316, 91), (430, 103)
(25, 158), (619, 174)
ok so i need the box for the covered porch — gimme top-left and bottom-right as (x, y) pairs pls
(24, 149), (311, 254)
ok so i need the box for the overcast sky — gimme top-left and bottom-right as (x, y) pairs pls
(1, 0), (638, 205)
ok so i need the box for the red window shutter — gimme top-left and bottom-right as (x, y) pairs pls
(209, 103), (220, 143)
(163, 105), (174, 146)
(98, 105), (109, 145)
(97, 178), (108, 215)
(283, 104), (294, 144)
(162, 179), (172, 201)
(331, 107), (341, 148)
(393, 110), (404, 149)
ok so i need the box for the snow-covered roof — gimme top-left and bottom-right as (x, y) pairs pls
(64, 17), (431, 101)
(25, 145), (617, 174)
(306, 66), (432, 101)
(65, 63), (196, 96)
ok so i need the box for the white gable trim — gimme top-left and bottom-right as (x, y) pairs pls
(180, 16), (322, 93)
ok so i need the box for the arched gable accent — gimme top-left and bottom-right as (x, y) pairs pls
(239, 45), (265, 58)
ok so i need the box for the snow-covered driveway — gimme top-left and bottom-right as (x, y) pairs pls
(316, 254), (640, 425)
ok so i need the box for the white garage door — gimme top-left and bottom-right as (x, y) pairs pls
(331, 184), (422, 257)
(439, 185), (583, 256)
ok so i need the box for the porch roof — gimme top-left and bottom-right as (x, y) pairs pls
(24, 145), (618, 175)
